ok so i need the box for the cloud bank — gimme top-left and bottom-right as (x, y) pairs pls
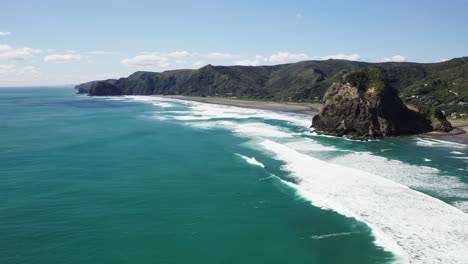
(0, 44), (44, 60)
(378, 55), (407, 62)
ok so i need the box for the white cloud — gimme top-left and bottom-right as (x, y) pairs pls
(121, 53), (170, 67)
(167, 51), (194, 58)
(65, 50), (77, 54)
(22, 66), (38, 72)
(120, 50), (400, 70)
(0, 65), (39, 76)
(436, 58), (448, 63)
(0, 64), (16, 74)
(0, 32), (11, 36)
(88, 51), (116, 55)
(192, 61), (205, 68)
(44, 54), (82, 63)
(234, 55), (265, 66)
(321, 53), (362, 61)
(234, 59), (260, 66)
(0, 44), (44, 60)
(267, 52), (315, 63)
(378, 55), (406, 62)
(203, 52), (240, 59)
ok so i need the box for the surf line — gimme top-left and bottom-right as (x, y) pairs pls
(257, 139), (468, 264)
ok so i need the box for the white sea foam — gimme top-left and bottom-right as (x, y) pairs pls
(232, 122), (293, 138)
(187, 120), (294, 138)
(283, 138), (340, 152)
(329, 151), (468, 200)
(451, 151), (465, 155)
(173, 115), (208, 120)
(237, 154), (265, 168)
(450, 156), (468, 160)
(310, 232), (355, 240)
(451, 201), (468, 212)
(415, 137), (467, 149)
(149, 98), (313, 127)
(152, 102), (174, 108)
(259, 175), (276, 181)
(424, 158), (432, 162)
(123, 96), (177, 108)
(259, 140), (468, 264)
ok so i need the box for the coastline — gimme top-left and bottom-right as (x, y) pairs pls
(152, 95), (467, 143)
(422, 120), (468, 144)
(154, 95), (321, 115)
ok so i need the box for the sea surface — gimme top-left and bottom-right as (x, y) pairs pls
(1, 87), (467, 264)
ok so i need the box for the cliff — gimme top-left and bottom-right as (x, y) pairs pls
(311, 68), (452, 139)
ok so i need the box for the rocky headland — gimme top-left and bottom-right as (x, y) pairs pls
(311, 68), (453, 139)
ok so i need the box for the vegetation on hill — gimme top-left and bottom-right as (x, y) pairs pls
(76, 57), (468, 118)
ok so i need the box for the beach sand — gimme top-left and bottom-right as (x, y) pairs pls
(157, 95), (321, 115)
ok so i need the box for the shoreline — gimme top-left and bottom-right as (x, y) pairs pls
(152, 95), (467, 143)
(155, 95), (321, 116)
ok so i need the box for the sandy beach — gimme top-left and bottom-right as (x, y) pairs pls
(156, 95), (321, 115)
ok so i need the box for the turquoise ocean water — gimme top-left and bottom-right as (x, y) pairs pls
(1, 87), (467, 264)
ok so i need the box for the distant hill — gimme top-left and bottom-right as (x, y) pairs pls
(76, 57), (468, 118)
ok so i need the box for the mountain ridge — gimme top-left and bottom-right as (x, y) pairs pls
(76, 57), (468, 118)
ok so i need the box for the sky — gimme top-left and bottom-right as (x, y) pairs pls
(0, 0), (467, 86)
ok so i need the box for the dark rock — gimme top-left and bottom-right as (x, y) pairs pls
(88, 81), (122, 96)
(312, 68), (452, 139)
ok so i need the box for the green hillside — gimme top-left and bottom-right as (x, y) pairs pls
(76, 57), (468, 118)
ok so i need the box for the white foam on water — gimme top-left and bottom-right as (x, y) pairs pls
(429, 139), (467, 149)
(450, 156), (468, 160)
(236, 154), (265, 168)
(259, 139), (468, 264)
(152, 98), (313, 127)
(311, 232), (355, 240)
(451, 151), (465, 155)
(173, 115), (208, 120)
(415, 137), (467, 149)
(232, 122), (293, 138)
(329, 151), (468, 200)
(123, 96), (177, 108)
(424, 158), (432, 162)
(451, 201), (468, 212)
(186, 120), (294, 138)
(283, 138), (341, 152)
(259, 175), (276, 181)
(152, 102), (174, 108)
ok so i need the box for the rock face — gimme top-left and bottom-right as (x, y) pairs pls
(312, 68), (452, 139)
(88, 81), (122, 96)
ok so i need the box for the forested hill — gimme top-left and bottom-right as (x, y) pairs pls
(76, 57), (468, 118)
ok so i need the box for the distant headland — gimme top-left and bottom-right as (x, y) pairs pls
(76, 57), (467, 139)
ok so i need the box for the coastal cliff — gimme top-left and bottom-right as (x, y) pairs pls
(311, 68), (452, 139)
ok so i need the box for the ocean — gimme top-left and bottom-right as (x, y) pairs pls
(1, 87), (467, 264)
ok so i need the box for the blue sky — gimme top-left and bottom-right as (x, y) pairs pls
(0, 0), (467, 86)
